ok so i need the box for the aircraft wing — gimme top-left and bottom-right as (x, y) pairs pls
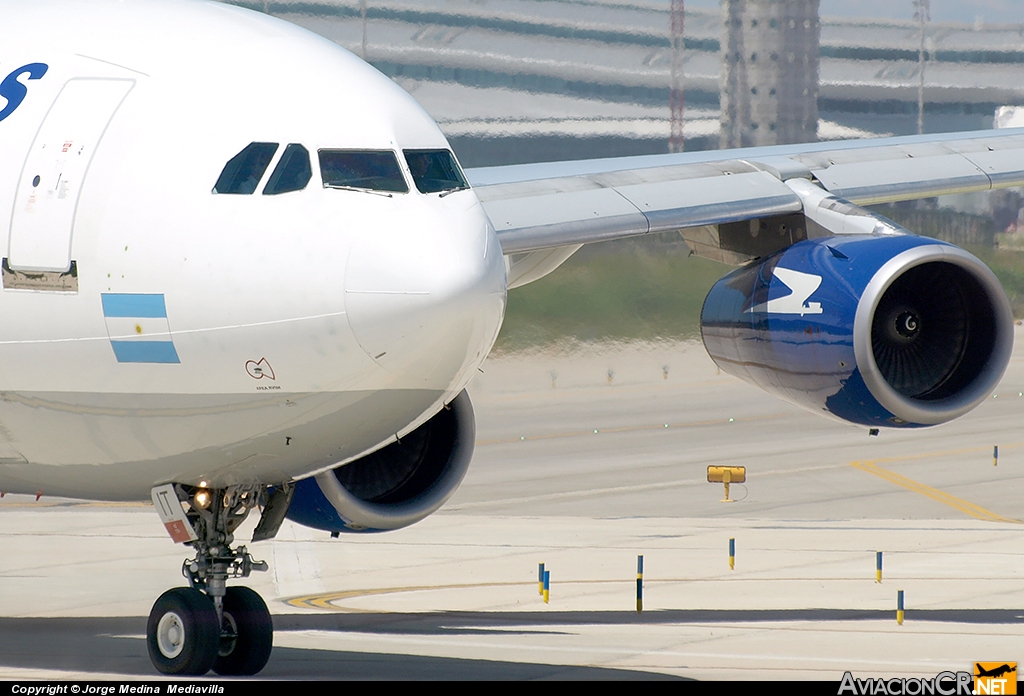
(468, 127), (1020, 431)
(467, 128), (1024, 277)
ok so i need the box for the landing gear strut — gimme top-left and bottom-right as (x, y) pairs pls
(147, 484), (274, 676)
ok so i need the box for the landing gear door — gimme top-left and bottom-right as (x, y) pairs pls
(8, 78), (134, 273)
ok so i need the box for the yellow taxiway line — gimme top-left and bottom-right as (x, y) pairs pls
(850, 459), (1021, 524)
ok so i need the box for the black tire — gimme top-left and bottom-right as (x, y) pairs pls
(147, 587), (220, 676)
(212, 586), (273, 676)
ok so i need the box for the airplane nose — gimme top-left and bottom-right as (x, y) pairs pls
(343, 199), (506, 387)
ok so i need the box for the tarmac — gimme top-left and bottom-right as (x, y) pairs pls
(1, 334), (1023, 680)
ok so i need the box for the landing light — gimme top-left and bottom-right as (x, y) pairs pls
(193, 489), (212, 509)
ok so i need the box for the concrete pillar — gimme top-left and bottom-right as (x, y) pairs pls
(719, 0), (820, 149)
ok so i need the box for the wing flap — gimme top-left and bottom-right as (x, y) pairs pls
(479, 167), (801, 254)
(481, 188), (648, 254)
(961, 148), (1024, 188)
(616, 171), (803, 234)
(469, 129), (1024, 257)
(810, 153), (991, 204)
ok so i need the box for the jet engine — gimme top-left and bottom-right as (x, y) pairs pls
(286, 390), (475, 532)
(701, 232), (1013, 428)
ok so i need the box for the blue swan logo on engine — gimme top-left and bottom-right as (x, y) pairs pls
(746, 268), (823, 316)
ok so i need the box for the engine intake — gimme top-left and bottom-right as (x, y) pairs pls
(285, 389), (475, 532)
(869, 262), (991, 400)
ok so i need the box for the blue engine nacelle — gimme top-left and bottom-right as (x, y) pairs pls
(286, 390), (475, 533)
(701, 234), (1013, 427)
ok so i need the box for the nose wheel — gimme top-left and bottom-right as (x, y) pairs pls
(147, 483), (277, 676)
(214, 586), (273, 676)
(147, 586), (272, 676)
(147, 588), (220, 675)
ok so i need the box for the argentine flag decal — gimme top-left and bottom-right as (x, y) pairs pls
(101, 293), (180, 364)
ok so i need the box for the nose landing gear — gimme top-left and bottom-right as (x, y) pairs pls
(147, 484), (279, 676)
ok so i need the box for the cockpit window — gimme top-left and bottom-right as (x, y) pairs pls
(318, 150), (409, 194)
(213, 142), (278, 194)
(403, 149), (469, 194)
(263, 143), (312, 195)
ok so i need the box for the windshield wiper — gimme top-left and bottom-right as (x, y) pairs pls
(438, 185), (470, 198)
(324, 184), (394, 197)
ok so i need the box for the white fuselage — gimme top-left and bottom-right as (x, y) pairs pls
(0, 0), (507, 499)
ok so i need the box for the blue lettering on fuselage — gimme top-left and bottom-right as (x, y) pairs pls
(0, 63), (49, 122)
